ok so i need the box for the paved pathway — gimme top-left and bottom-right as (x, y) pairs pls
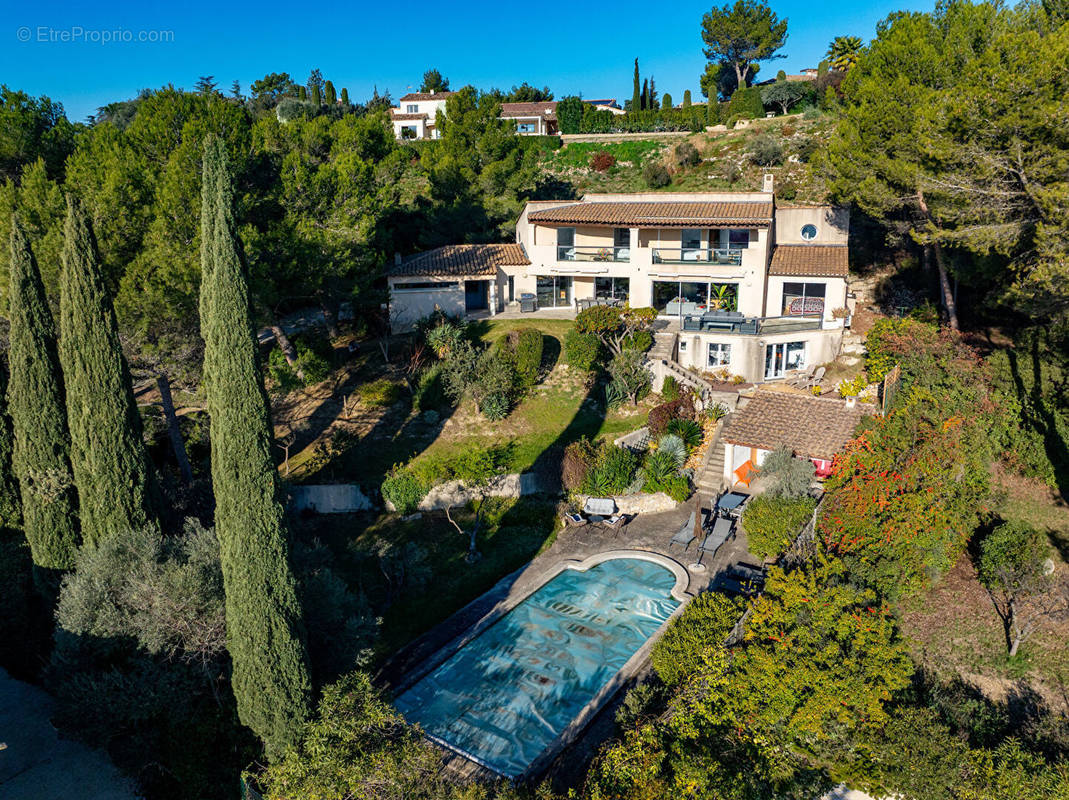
(0, 669), (140, 800)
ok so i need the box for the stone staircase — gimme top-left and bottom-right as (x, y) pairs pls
(694, 414), (731, 501)
(649, 328), (677, 361)
(839, 330), (866, 367)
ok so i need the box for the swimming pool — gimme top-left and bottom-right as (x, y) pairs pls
(394, 557), (681, 778)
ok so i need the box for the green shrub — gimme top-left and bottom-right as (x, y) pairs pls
(727, 86), (765, 120)
(564, 327), (600, 372)
(865, 318), (908, 381)
(562, 437), (598, 491)
(381, 468), (426, 515)
(643, 162), (671, 188)
(666, 418), (702, 450)
(742, 494), (816, 560)
(749, 134), (784, 166)
(355, 378), (401, 408)
(652, 592), (742, 686)
(510, 328), (543, 389)
(645, 471), (690, 502)
(413, 363), (448, 412)
(674, 142), (700, 167)
(661, 375), (680, 401)
(622, 329), (653, 353)
(584, 445), (639, 497)
(655, 434), (687, 469)
(267, 340), (330, 391)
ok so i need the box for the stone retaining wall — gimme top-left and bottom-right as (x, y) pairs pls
(290, 484), (373, 513)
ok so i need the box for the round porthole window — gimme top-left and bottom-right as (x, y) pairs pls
(800, 224), (817, 240)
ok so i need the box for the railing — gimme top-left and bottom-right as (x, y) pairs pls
(557, 245), (630, 263)
(651, 247), (743, 266)
(680, 314), (823, 335)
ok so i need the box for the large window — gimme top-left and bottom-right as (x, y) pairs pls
(727, 229), (750, 249)
(764, 341), (806, 379)
(406, 104), (419, 113)
(782, 282), (826, 316)
(708, 342), (731, 367)
(595, 277), (629, 300)
(652, 280), (738, 314)
(516, 122), (536, 133)
(536, 275), (572, 308)
(557, 227), (575, 260)
(681, 229), (702, 259)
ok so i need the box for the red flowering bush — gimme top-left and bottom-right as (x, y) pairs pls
(590, 151), (616, 172)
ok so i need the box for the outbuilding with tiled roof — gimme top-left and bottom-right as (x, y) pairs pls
(389, 244), (530, 278)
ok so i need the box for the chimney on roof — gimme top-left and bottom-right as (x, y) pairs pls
(763, 173), (774, 194)
(394, 252), (402, 266)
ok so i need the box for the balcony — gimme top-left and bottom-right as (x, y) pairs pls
(651, 247), (743, 266)
(680, 313), (823, 335)
(557, 245), (630, 263)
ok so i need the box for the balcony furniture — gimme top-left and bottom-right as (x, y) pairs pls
(738, 319), (758, 335)
(666, 299), (700, 316)
(787, 297), (825, 315)
(558, 246), (576, 261)
(519, 293), (537, 313)
(699, 516), (735, 557)
(717, 491), (750, 519)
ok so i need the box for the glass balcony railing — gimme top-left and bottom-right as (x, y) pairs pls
(680, 314), (823, 335)
(557, 245), (630, 263)
(651, 248), (743, 265)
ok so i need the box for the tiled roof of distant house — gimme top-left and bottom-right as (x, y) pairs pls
(398, 91), (456, 102)
(528, 201), (774, 227)
(389, 244), (530, 278)
(499, 101), (558, 119)
(723, 391), (874, 461)
(769, 245), (849, 277)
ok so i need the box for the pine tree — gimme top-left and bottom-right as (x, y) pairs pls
(632, 58), (641, 111)
(199, 136), (311, 758)
(6, 218), (79, 570)
(324, 80), (337, 106)
(340, 87), (350, 106)
(58, 196), (156, 547)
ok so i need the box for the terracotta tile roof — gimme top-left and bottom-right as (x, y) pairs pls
(398, 91), (455, 102)
(723, 391), (875, 461)
(499, 101), (558, 119)
(389, 244), (530, 278)
(390, 112), (427, 121)
(527, 201), (774, 228)
(769, 245), (849, 277)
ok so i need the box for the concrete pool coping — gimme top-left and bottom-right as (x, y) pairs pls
(392, 549), (696, 782)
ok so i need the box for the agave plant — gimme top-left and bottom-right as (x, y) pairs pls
(642, 449), (679, 485)
(666, 418), (702, 450)
(656, 434), (687, 469)
(706, 402), (728, 423)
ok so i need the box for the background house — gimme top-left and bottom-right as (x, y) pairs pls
(389, 90), (454, 139)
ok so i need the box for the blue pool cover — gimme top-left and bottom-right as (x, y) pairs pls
(394, 558), (680, 777)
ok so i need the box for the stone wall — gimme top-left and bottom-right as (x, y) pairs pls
(290, 484), (373, 514)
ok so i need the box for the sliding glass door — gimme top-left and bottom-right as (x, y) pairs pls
(536, 275), (572, 308)
(764, 342), (806, 379)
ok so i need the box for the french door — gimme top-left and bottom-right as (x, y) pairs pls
(764, 342), (806, 379)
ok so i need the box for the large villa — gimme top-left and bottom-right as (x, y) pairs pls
(388, 180), (851, 384)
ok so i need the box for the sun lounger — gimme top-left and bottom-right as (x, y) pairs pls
(806, 366), (826, 388)
(699, 516), (734, 557)
(670, 512), (697, 550)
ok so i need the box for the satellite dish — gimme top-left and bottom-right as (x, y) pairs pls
(1043, 558), (1056, 576)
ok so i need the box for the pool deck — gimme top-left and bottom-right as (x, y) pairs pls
(378, 497), (760, 785)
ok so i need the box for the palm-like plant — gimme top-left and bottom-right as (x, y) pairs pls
(826, 36), (863, 72)
(666, 418), (702, 450)
(709, 283), (737, 311)
(642, 449), (679, 485)
(655, 434), (687, 469)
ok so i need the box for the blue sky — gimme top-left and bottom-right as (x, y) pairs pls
(5, 0), (934, 122)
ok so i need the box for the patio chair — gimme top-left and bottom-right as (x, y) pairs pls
(562, 512), (586, 527)
(699, 516), (734, 557)
(605, 514), (627, 530)
(786, 365), (815, 387)
(806, 366), (826, 388)
(670, 511), (697, 550)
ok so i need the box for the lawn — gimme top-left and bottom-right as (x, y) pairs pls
(289, 317), (652, 487)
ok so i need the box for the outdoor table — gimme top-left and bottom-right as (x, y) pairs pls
(717, 492), (749, 519)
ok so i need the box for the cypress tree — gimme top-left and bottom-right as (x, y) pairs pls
(641, 78), (649, 110)
(683, 89), (692, 107)
(340, 87), (349, 106)
(324, 80), (337, 106)
(0, 363), (22, 534)
(199, 136), (311, 758)
(662, 93), (673, 110)
(298, 86), (307, 101)
(632, 58), (641, 111)
(6, 219), (79, 570)
(310, 84), (322, 106)
(58, 196), (156, 547)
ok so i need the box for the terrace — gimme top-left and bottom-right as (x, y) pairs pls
(679, 313), (824, 334)
(651, 247), (743, 266)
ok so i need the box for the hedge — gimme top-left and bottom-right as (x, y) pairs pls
(727, 87), (766, 121)
(564, 328), (600, 372)
(509, 328), (543, 389)
(742, 494), (816, 560)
